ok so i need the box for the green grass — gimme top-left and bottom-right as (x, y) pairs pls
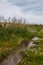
(0, 23), (43, 65)
(18, 38), (43, 65)
(0, 23), (37, 57)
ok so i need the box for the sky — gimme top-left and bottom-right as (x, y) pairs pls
(0, 0), (43, 24)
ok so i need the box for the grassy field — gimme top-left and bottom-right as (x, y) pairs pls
(0, 22), (43, 65)
(18, 38), (43, 65)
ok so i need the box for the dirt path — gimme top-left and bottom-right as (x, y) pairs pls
(0, 37), (39, 65)
(0, 46), (28, 65)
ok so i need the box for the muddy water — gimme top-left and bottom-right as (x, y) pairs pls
(0, 37), (39, 65)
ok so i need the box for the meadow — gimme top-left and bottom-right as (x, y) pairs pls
(0, 22), (43, 65)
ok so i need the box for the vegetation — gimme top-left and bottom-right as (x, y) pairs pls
(0, 21), (43, 65)
(18, 36), (43, 65)
(0, 23), (38, 56)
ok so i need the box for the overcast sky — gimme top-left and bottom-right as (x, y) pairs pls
(0, 0), (43, 24)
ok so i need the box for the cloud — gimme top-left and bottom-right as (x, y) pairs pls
(0, 0), (23, 18)
(0, 0), (43, 24)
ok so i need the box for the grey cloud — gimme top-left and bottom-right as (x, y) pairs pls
(0, 0), (43, 24)
(7, 0), (43, 12)
(7, 0), (39, 6)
